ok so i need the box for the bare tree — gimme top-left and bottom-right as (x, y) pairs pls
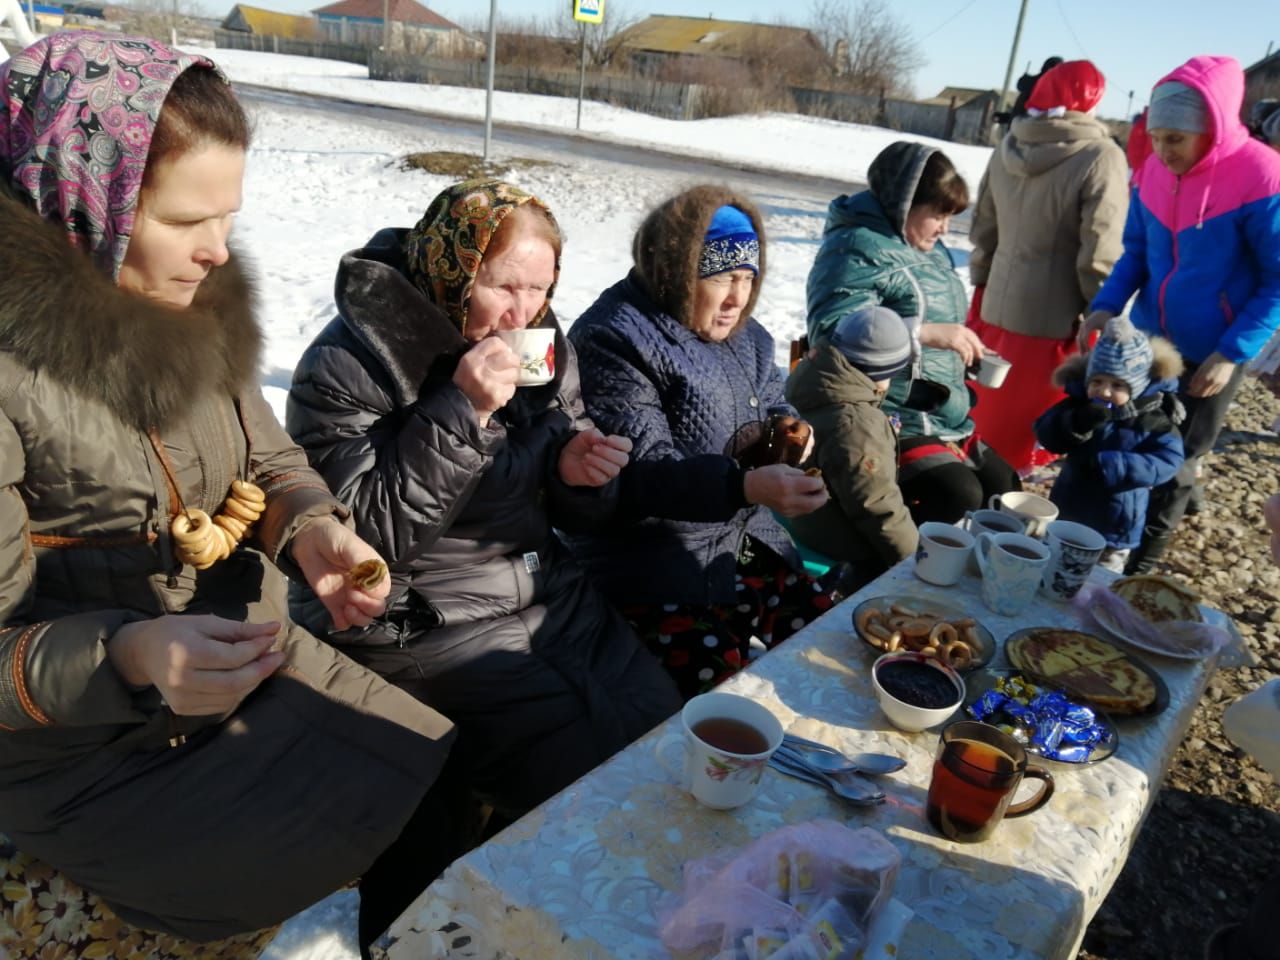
(807, 0), (923, 95)
(553, 0), (640, 69)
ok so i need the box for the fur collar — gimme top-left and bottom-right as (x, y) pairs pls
(0, 183), (261, 432)
(334, 228), (569, 411)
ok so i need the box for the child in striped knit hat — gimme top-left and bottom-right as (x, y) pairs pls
(1034, 316), (1186, 571)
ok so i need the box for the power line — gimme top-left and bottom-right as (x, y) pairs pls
(1054, 0), (1089, 58)
(919, 0), (983, 42)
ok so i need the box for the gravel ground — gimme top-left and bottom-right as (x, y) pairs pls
(1062, 376), (1280, 960)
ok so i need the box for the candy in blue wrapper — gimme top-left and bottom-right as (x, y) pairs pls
(1062, 721), (1105, 746)
(1032, 718), (1065, 753)
(1029, 690), (1070, 718)
(1048, 743), (1094, 763)
(971, 690), (1009, 721)
(1064, 703), (1097, 727)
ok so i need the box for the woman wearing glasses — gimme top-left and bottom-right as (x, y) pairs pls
(566, 185), (830, 699)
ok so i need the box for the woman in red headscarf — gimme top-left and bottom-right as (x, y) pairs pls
(967, 59), (1131, 473)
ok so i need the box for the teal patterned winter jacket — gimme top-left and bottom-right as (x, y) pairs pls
(805, 142), (974, 441)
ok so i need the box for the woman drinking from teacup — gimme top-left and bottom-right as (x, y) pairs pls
(0, 32), (457, 958)
(287, 179), (681, 820)
(565, 185), (832, 700)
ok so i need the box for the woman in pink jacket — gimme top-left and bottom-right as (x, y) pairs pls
(1078, 55), (1280, 573)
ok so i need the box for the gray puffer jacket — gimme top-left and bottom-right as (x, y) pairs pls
(286, 229), (680, 814)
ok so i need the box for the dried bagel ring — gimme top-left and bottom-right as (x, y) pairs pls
(889, 604), (919, 617)
(222, 497), (264, 524)
(854, 605), (882, 639)
(230, 479), (266, 504)
(928, 622), (958, 647)
(900, 618), (934, 639)
(885, 614), (912, 631)
(211, 524), (238, 559)
(940, 639), (973, 670)
(883, 631), (903, 652)
(171, 508), (214, 545)
(186, 532), (225, 570)
(214, 513), (249, 540)
(348, 558), (389, 591)
(865, 621), (894, 642)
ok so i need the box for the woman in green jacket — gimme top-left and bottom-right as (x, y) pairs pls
(805, 141), (1019, 523)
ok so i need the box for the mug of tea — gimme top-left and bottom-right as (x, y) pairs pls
(496, 328), (556, 386)
(974, 352), (1012, 389)
(913, 521), (974, 586)
(678, 692), (783, 810)
(988, 491), (1059, 538)
(1040, 520), (1107, 602)
(974, 532), (1051, 617)
(962, 508), (1025, 575)
(926, 720), (1054, 842)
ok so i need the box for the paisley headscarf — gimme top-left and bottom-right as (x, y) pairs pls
(403, 179), (560, 337)
(0, 32), (214, 277)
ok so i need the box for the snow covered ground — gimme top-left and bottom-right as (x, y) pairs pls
(0, 44), (991, 958)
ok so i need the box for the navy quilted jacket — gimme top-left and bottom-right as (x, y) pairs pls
(1034, 378), (1184, 549)
(565, 274), (801, 606)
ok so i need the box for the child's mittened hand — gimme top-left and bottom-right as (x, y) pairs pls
(1069, 403), (1109, 434)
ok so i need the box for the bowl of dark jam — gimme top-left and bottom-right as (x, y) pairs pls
(872, 651), (966, 732)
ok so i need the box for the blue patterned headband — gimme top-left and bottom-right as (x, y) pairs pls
(699, 205), (759, 278)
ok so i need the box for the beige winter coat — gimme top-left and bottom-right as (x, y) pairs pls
(969, 112), (1130, 340)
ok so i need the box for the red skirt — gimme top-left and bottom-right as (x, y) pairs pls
(967, 315), (1077, 474)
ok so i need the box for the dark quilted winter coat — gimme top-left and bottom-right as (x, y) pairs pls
(1033, 350), (1185, 549)
(286, 229), (680, 815)
(566, 273), (801, 607)
(0, 184), (454, 941)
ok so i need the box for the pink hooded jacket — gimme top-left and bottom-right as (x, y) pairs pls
(1092, 56), (1280, 365)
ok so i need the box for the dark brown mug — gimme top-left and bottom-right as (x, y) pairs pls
(926, 720), (1054, 842)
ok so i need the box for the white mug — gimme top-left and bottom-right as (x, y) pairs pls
(1041, 520), (1106, 602)
(962, 509), (1025, 575)
(496, 327), (556, 386)
(976, 352), (1012, 388)
(679, 692), (783, 810)
(914, 521), (975, 586)
(975, 532), (1051, 617)
(988, 491), (1059, 539)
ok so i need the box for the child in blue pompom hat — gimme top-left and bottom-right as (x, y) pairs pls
(1034, 317), (1186, 571)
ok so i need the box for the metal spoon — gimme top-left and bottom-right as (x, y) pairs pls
(768, 753), (885, 805)
(781, 735), (907, 777)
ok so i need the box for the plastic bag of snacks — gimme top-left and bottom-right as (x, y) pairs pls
(657, 821), (900, 960)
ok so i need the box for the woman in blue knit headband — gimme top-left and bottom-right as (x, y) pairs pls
(566, 185), (833, 699)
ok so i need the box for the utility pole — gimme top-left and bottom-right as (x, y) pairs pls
(996, 0), (1030, 118)
(1125, 89), (1134, 119)
(483, 0), (497, 161)
(576, 23), (587, 130)
(382, 0), (390, 51)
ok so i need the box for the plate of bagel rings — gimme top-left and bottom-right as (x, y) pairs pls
(851, 594), (995, 673)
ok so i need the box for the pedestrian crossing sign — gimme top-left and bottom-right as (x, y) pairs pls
(573, 0), (603, 23)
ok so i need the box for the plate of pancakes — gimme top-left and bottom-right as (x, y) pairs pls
(1006, 627), (1169, 718)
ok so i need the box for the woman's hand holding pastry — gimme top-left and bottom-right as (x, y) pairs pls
(559, 428), (632, 487)
(454, 337), (519, 426)
(108, 615), (283, 715)
(291, 517), (390, 631)
(744, 463), (829, 517)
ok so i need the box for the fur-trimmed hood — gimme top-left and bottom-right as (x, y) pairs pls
(631, 184), (766, 338)
(1051, 335), (1183, 391)
(0, 181), (261, 432)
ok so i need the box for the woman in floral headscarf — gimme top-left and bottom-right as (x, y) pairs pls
(287, 179), (681, 821)
(0, 32), (457, 960)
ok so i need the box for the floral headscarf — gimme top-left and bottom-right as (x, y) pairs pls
(403, 179), (560, 336)
(0, 32), (214, 277)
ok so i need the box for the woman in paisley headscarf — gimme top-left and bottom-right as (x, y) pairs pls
(287, 179), (682, 821)
(0, 32), (457, 960)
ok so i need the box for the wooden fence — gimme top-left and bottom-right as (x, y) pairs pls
(214, 32), (992, 142)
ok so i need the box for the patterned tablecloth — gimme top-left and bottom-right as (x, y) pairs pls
(373, 559), (1222, 960)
